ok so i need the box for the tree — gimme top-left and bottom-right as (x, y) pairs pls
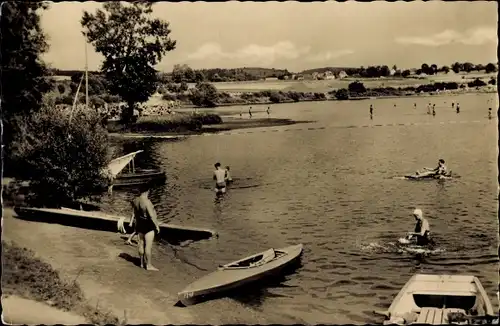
(2, 2), (54, 175)
(488, 77), (496, 85)
(348, 81), (367, 94)
(421, 63), (430, 74)
(57, 84), (66, 94)
(194, 71), (205, 83)
(430, 64), (438, 75)
(81, 2), (176, 123)
(380, 65), (390, 77)
(401, 69), (411, 78)
(451, 62), (461, 74)
(441, 66), (450, 74)
(485, 63), (497, 73)
(335, 89), (349, 100)
(463, 62), (474, 73)
(189, 82), (219, 107)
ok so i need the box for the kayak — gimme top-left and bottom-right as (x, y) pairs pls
(375, 274), (495, 325)
(404, 171), (454, 180)
(177, 244), (303, 306)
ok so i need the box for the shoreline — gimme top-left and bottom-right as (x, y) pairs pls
(2, 207), (298, 325)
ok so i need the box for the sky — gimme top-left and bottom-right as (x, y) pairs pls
(41, 1), (498, 73)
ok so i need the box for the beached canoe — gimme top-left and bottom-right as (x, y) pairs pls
(113, 168), (166, 188)
(14, 207), (217, 244)
(376, 274), (495, 325)
(178, 244), (304, 306)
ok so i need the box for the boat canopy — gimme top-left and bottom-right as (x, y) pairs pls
(105, 150), (144, 178)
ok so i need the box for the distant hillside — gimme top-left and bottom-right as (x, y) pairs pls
(299, 67), (357, 75)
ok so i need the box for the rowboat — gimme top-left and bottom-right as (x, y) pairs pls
(375, 274), (496, 325)
(178, 244), (304, 306)
(105, 150), (166, 189)
(14, 207), (217, 244)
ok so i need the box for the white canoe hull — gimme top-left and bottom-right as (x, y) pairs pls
(178, 244), (303, 306)
(381, 274), (495, 325)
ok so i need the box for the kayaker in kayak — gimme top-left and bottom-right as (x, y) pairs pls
(224, 166), (233, 183)
(415, 159), (448, 178)
(213, 162), (226, 193)
(131, 182), (161, 271)
(407, 208), (431, 246)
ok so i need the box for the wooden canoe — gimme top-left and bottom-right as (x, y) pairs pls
(178, 244), (303, 306)
(377, 274), (495, 325)
(113, 169), (167, 188)
(14, 207), (217, 244)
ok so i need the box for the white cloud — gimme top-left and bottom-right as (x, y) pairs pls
(187, 42), (354, 66)
(306, 49), (354, 62)
(187, 41), (311, 66)
(395, 27), (496, 46)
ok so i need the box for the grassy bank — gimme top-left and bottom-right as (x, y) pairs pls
(107, 112), (223, 133)
(2, 240), (120, 325)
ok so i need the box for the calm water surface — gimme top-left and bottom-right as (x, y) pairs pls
(106, 93), (498, 324)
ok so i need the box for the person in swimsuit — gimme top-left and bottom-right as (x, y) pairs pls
(213, 162), (226, 194)
(456, 103), (460, 113)
(488, 108), (492, 120)
(407, 208), (431, 246)
(432, 104), (436, 116)
(131, 182), (161, 271)
(266, 106), (271, 118)
(224, 166), (233, 184)
(416, 159), (447, 177)
(249, 107), (253, 118)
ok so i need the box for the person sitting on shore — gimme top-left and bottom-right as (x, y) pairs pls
(225, 166), (233, 183)
(213, 162), (226, 194)
(416, 159), (448, 177)
(132, 182), (161, 271)
(407, 208), (431, 246)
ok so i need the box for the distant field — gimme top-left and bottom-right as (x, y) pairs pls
(209, 72), (497, 93)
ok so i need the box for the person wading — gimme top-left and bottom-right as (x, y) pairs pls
(213, 162), (226, 194)
(408, 208), (431, 246)
(131, 182), (161, 271)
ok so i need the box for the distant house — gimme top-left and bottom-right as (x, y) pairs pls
(324, 71), (335, 80)
(338, 71), (348, 79)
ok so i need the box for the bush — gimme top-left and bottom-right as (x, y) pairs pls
(192, 112), (223, 125)
(11, 106), (109, 207)
(189, 82), (219, 107)
(489, 77), (496, 86)
(467, 78), (487, 88)
(57, 84), (66, 94)
(348, 81), (366, 94)
(269, 91), (286, 103)
(335, 88), (349, 100)
(129, 114), (203, 132)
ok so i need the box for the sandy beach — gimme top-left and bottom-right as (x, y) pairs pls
(2, 208), (296, 324)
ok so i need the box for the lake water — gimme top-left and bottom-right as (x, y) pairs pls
(106, 93), (498, 324)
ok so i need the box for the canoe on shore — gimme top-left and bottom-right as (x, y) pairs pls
(178, 244), (303, 306)
(376, 274), (495, 325)
(14, 207), (217, 244)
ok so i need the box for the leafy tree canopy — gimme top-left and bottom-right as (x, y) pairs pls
(81, 2), (176, 122)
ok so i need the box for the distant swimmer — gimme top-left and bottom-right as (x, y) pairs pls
(452, 102), (455, 108)
(369, 104), (373, 115)
(432, 104), (436, 116)
(414, 103), (417, 109)
(213, 162), (226, 194)
(266, 106), (271, 117)
(225, 166), (233, 183)
(249, 107), (253, 118)
(488, 108), (492, 120)
(407, 209), (431, 246)
(416, 159), (448, 178)
(131, 182), (161, 271)
(239, 109), (243, 118)
(427, 103), (431, 115)
(456, 103), (460, 113)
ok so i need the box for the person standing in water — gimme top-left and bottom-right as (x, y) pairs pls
(266, 106), (271, 118)
(408, 209), (431, 246)
(432, 104), (436, 116)
(456, 103), (460, 113)
(249, 107), (253, 118)
(452, 102), (455, 108)
(427, 103), (431, 115)
(131, 182), (161, 271)
(414, 103), (417, 109)
(239, 108), (243, 118)
(225, 166), (233, 183)
(369, 104), (373, 119)
(488, 108), (492, 120)
(213, 162), (226, 194)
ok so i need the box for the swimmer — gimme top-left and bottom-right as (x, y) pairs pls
(432, 104), (436, 116)
(488, 108), (492, 119)
(414, 103), (417, 109)
(249, 107), (253, 118)
(456, 103), (460, 113)
(266, 106), (271, 117)
(213, 162), (226, 194)
(224, 166), (233, 183)
(407, 209), (431, 246)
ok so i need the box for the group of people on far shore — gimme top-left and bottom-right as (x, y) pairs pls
(240, 106), (271, 119)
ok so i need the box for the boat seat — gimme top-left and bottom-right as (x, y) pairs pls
(415, 307), (467, 325)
